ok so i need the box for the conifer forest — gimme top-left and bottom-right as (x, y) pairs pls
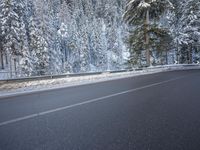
(0, 0), (200, 78)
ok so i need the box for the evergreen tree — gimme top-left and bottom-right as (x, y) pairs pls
(124, 0), (173, 66)
(179, 0), (200, 63)
(29, 14), (49, 75)
(170, 0), (200, 64)
(0, 0), (30, 76)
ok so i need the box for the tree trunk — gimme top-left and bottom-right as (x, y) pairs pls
(14, 58), (17, 76)
(166, 51), (168, 65)
(176, 39), (179, 64)
(0, 51), (4, 69)
(189, 44), (193, 64)
(5, 53), (8, 65)
(145, 9), (150, 66)
(9, 55), (12, 78)
(186, 44), (192, 64)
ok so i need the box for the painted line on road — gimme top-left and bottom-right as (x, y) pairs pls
(0, 76), (186, 127)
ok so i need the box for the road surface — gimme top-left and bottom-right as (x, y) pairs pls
(0, 70), (200, 150)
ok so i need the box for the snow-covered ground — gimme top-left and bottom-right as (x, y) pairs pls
(0, 70), (10, 80)
(0, 64), (200, 98)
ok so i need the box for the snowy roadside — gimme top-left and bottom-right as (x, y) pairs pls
(0, 65), (200, 98)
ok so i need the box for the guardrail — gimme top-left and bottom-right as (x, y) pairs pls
(0, 64), (200, 83)
(0, 71), (104, 83)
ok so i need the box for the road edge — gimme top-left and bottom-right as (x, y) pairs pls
(0, 67), (199, 99)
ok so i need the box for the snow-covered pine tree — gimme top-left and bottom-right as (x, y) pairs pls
(47, 0), (63, 74)
(124, 0), (173, 66)
(105, 0), (128, 70)
(29, 21), (49, 75)
(28, 10), (49, 75)
(94, 18), (108, 71)
(19, 44), (33, 76)
(0, 0), (31, 76)
(76, 2), (90, 72)
(179, 0), (200, 63)
(15, 0), (33, 76)
(30, 0), (52, 75)
(58, 1), (78, 73)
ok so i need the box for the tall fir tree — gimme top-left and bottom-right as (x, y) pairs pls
(124, 0), (173, 66)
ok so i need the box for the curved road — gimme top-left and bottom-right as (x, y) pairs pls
(0, 70), (200, 150)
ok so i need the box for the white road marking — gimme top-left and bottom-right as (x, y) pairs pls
(0, 76), (185, 127)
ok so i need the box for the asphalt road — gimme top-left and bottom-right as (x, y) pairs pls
(0, 70), (200, 150)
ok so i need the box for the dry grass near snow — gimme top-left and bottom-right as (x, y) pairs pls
(0, 71), (148, 95)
